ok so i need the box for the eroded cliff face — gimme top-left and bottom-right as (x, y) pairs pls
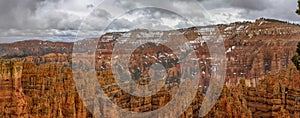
(221, 19), (300, 87)
(0, 19), (300, 117)
(0, 40), (72, 59)
(203, 66), (300, 118)
(21, 61), (93, 118)
(242, 66), (300, 117)
(0, 55), (93, 117)
(0, 60), (27, 117)
(3, 59), (295, 118)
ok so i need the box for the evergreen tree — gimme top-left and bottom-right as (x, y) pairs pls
(297, 42), (300, 55)
(292, 42), (300, 70)
(297, 0), (300, 15)
(296, 0), (300, 15)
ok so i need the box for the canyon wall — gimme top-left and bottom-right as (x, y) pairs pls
(0, 19), (300, 117)
(0, 60), (27, 117)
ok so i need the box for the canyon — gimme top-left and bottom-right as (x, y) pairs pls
(0, 18), (300, 117)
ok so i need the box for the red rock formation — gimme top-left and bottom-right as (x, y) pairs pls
(0, 18), (299, 117)
(0, 60), (28, 117)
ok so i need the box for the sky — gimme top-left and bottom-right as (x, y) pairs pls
(0, 0), (299, 43)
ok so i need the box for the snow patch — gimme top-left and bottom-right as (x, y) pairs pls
(258, 21), (264, 26)
(226, 46), (236, 54)
(237, 25), (245, 31)
(224, 27), (233, 31)
(191, 58), (200, 61)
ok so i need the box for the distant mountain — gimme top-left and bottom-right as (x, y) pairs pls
(0, 40), (73, 58)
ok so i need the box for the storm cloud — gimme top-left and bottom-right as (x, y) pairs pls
(0, 0), (41, 29)
(0, 0), (299, 42)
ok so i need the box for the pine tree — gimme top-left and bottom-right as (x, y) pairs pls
(297, 42), (300, 55)
(297, 0), (300, 15)
(292, 42), (300, 70)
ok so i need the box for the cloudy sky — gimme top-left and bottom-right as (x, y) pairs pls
(0, 0), (299, 43)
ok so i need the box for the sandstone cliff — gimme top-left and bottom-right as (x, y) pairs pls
(0, 60), (27, 117)
(0, 18), (300, 117)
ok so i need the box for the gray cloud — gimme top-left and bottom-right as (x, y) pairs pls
(238, 0), (300, 22)
(1, 0), (299, 31)
(0, 0), (42, 29)
(0, 0), (98, 30)
(0, 0), (299, 43)
(229, 0), (271, 11)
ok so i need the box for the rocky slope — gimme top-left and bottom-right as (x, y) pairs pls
(0, 40), (72, 59)
(0, 18), (300, 117)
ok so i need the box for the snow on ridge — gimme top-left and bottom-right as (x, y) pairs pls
(236, 25), (245, 31)
(224, 27), (233, 31)
(225, 46), (236, 54)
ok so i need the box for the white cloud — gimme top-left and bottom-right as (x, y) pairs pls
(206, 8), (248, 24)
